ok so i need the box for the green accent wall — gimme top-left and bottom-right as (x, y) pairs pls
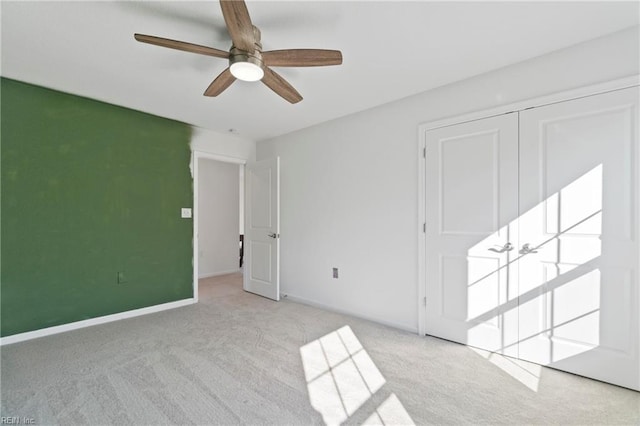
(1, 78), (193, 337)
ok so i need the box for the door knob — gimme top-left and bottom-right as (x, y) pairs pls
(488, 242), (513, 253)
(520, 243), (538, 254)
(268, 232), (277, 239)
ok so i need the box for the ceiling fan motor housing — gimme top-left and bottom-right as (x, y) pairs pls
(229, 48), (263, 70)
(229, 25), (264, 70)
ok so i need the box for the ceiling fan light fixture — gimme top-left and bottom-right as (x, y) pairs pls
(229, 49), (264, 82)
(230, 61), (264, 82)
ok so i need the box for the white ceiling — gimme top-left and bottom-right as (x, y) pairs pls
(2, 1), (638, 141)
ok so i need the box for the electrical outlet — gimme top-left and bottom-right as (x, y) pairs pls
(332, 268), (339, 279)
(117, 271), (127, 284)
(181, 208), (192, 218)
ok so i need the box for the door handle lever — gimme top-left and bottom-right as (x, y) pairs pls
(488, 242), (513, 253)
(520, 243), (538, 254)
(268, 232), (278, 239)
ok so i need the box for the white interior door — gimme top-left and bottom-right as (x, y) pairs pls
(517, 87), (639, 390)
(244, 157), (280, 301)
(424, 113), (519, 355)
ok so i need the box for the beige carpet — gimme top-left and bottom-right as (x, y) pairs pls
(1, 272), (638, 425)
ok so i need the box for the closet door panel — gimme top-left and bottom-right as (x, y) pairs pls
(518, 87), (639, 390)
(425, 113), (519, 355)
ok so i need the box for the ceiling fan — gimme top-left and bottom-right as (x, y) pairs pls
(134, 0), (343, 104)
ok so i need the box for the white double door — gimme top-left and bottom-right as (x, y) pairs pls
(424, 86), (639, 390)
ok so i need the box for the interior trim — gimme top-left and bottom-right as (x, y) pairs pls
(0, 298), (196, 346)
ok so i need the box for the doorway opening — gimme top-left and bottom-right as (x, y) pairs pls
(193, 151), (246, 302)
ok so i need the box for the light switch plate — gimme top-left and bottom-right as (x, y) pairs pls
(181, 208), (192, 218)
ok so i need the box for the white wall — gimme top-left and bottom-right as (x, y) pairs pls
(256, 27), (640, 333)
(198, 159), (240, 278)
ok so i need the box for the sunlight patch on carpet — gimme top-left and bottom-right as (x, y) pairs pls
(470, 346), (542, 392)
(300, 325), (414, 425)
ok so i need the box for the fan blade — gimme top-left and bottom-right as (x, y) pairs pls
(262, 49), (343, 67)
(219, 0), (255, 52)
(134, 34), (229, 59)
(262, 67), (302, 104)
(204, 68), (236, 97)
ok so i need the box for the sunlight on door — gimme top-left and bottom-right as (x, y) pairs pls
(300, 326), (414, 425)
(467, 164), (603, 384)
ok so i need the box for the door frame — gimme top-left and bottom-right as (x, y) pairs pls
(192, 151), (246, 302)
(416, 74), (639, 336)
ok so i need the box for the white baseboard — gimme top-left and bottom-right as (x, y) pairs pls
(198, 269), (241, 279)
(0, 298), (196, 346)
(283, 293), (418, 334)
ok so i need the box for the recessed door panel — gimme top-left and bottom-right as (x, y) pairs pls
(250, 167), (272, 229)
(440, 131), (499, 235)
(249, 241), (272, 283)
(441, 256), (468, 322)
